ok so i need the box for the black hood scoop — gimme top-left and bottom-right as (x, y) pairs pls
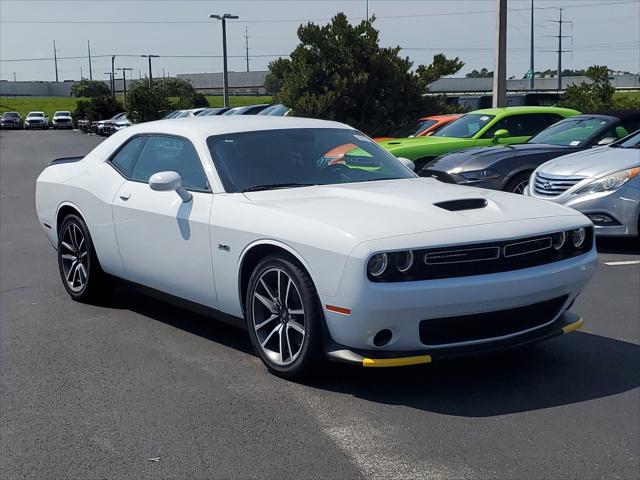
(434, 198), (488, 211)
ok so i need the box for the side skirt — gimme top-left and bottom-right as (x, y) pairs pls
(115, 277), (247, 330)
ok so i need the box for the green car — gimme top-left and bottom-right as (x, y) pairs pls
(379, 106), (580, 171)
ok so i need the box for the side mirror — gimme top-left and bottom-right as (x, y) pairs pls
(397, 157), (415, 171)
(491, 129), (510, 143)
(149, 171), (192, 203)
(596, 137), (617, 146)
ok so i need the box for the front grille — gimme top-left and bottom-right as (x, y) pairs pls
(369, 227), (593, 282)
(534, 172), (584, 197)
(419, 295), (568, 346)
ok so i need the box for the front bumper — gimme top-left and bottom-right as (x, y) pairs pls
(326, 311), (583, 367)
(320, 236), (596, 353)
(528, 180), (639, 237)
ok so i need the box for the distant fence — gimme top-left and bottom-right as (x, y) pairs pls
(0, 71), (270, 97)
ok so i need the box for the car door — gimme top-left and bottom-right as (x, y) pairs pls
(476, 114), (562, 147)
(111, 135), (217, 308)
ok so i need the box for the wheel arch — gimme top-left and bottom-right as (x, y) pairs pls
(56, 201), (86, 235)
(237, 240), (315, 315)
(55, 202), (107, 270)
(503, 167), (536, 190)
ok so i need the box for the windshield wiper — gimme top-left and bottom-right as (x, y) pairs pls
(240, 183), (318, 192)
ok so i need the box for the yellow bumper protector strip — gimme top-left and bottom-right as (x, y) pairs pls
(362, 355), (432, 368)
(561, 317), (584, 334)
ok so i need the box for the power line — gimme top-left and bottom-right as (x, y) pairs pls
(2, 1), (637, 25)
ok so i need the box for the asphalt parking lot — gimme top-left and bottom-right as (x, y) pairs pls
(1, 129), (638, 479)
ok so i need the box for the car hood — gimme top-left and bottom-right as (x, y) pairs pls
(378, 136), (467, 152)
(243, 178), (580, 242)
(428, 143), (573, 172)
(536, 146), (640, 178)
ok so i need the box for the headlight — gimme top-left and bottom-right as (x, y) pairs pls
(552, 231), (566, 250)
(570, 228), (586, 248)
(458, 169), (501, 180)
(393, 251), (414, 272)
(367, 253), (388, 277)
(574, 167), (640, 195)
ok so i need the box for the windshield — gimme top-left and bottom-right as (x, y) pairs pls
(613, 130), (640, 148)
(29, 112), (44, 118)
(2, 112), (19, 118)
(55, 111), (70, 116)
(391, 119), (438, 138)
(432, 114), (495, 138)
(207, 128), (415, 193)
(529, 117), (611, 146)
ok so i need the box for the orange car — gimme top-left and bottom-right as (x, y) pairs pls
(374, 114), (462, 142)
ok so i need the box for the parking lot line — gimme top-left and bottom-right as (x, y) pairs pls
(603, 260), (640, 266)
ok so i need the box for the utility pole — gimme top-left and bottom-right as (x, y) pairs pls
(210, 13), (239, 107)
(492, 0), (507, 107)
(111, 55), (116, 96)
(117, 67), (133, 108)
(13, 72), (17, 82)
(53, 40), (59, 82)
(529, 0), (534, 90)
(81, 66), (83, 79)
(244, 27), (250, 72)
(366, 0), (369, 19)
(141, 54), (159, 89)
(548, 8), (572, 91)
(87, 40), (93, 80)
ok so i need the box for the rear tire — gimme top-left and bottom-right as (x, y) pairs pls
(57, 214), (112, 303)
(505, 171), (532, 194)
(245, 255), (324, 379)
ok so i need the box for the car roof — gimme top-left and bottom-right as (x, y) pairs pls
(418, 114), (462, 121)
(124, 115), (351, 138)
(469, 106), (578, 116)
(582, 109), (640, 122)
(27, 111), (45, 115)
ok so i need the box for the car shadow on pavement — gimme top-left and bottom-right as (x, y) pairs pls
(596, 236), (640, 255)
(305, 332), (640, 417)
(104, 287), (638, 417)
(105, 286), (256, 357)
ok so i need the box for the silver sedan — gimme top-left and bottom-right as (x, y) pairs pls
(526, 130), (640, 237)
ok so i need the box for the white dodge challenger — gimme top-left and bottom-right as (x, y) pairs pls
(36, 116), (596, 377)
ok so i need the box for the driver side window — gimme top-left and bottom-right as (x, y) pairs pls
(129, 136), (210, 192)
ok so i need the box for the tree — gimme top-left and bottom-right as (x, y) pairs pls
(74, 95), (122, 122)
(70, 79), (111, 98)
(466, 68), (493, 78)
(561, 65), (615, 112)
(267, 14), (464, 136)
(125, 77), (204, 122)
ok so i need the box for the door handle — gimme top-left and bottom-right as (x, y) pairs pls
(119, 192), (131, 201)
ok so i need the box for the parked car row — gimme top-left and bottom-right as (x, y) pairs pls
(375, 108), (639, 237)
(0, 111), (75, 130)
(78, 112), (131, 136)
(162, 103), (290, 119)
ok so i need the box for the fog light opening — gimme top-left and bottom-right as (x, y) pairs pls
(586, 213), (620, 226)
(373, 329), (393, 347)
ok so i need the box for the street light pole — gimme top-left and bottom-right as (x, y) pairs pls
(111, 55), (116, 96)
(141, 54), (159, 89)
(117, 67), (133, 109)
(210, 13), (239, 108)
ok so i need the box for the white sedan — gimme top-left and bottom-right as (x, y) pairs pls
(36, 116), (596, 377)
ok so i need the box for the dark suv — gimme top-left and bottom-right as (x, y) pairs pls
(0, 112), (23, 129)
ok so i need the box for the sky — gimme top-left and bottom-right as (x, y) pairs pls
(1, 0), (638, 82)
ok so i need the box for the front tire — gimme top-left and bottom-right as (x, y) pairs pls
(246, 255), (324, 378)
(506, 171), (532, 194)
(57, 214), (111, 303)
